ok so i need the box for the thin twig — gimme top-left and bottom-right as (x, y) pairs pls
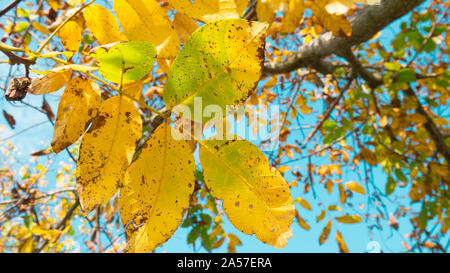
(301, 78), (353, 147)
(0, 0), (22, 17)
(0, 120), (49, 141)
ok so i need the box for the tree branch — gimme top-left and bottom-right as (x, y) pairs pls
(340, 48), (382, 89)
(263, 0), (426, 76)
(0, 0), (22, 17)
(403, 86), (450, 164)
(339, 46), (449, 164)
(243, 0), (257, 21)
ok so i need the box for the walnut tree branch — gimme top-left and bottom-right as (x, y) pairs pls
(263, 0), (426, 76)
(0, 0), (22, 17)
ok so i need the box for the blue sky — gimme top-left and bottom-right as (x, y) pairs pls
(0, 0), (444, 253)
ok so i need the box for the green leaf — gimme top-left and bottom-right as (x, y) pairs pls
(395, 168), (407, 183)
(397, 68), (416, 83)
(406, 30), (423, 50)
(163, 19), (267, 122)
(15, 22), (29, 33)
(322, 120), (337, 131)
(385, 176), (396, 196)
(181, 216), (195, 228)
(22, 215), (31, 229)
(423, 39), (436, 53)
(392, 33), (406, 51)
(195, 170), (205, 182)
(384, 62), (402, 71)
(93, 41), (156, 84)
(418, 208), (428, 229)
(187, 228), (198, 244)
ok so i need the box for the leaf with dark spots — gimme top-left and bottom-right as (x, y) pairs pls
(51, 77), (101, 154)
(163, 19), (267, 123)
(76, 95), (142, 213)
(199, 135), (295, 248)
(120, 123), (195, 252)
(114, 0), (180, 60)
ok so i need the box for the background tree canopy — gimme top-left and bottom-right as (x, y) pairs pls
(0, 0), (448, 253)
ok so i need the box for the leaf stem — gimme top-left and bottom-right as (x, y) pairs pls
(48, 56), (170, 120)
(0, 42), (25, 53)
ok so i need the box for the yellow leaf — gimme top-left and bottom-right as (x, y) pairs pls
(212, 235), (226, 249)
(325, 0), (352, 15)
(32, 22), (51, 35)
(359, 147), (378, 165)
(67, 0), (84, 5)
(29, 66), (72, 95)
(122, 80), (144, 102)
(53, 64), (99, 73)
(316, 210), (326, 222)
(114, 0), (180, 60)
(290, 106), (298, 119)
(338, 183), (346, 205)
(335, 230), (349, 253)
(227, 233), (242, 253)
(325, 179), (333, 193)
(430, 162), (449, 178)
(47, 0), (61, 11)
(83, 4), (123, 45)
(28, 50), (72, 59)
(52, 77), (101, 153)
(407, 113), (427, 124)
(169, 0), (248, 23)
(256, 0), (291, 23)
(58, 20), (81, 52)
(296, 211), (310, 230)
(256, 0), (276, 23)
(328, 205), (342, 211)
(422, 241), (435, 249)
(235, 0), (250, 15)
(199, 137), (295, 248)
(31, 226), (61, 241)
(310, 0), (352, 37)
(277, 165), (291, 174)
(335, 214), (362, 224)
(379, 115), (388, 127)
(319, 220), (331, 245)
(228, 233), (242, 245)
(120, 123), (195, 252)
(295, 197), (312, 210)
(19, 236), (34, 253)
(280, 0), (305, 33)
(344, 181), (366, 195)
(173, 12), (199, 44)
(76, 95), (142, 213)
